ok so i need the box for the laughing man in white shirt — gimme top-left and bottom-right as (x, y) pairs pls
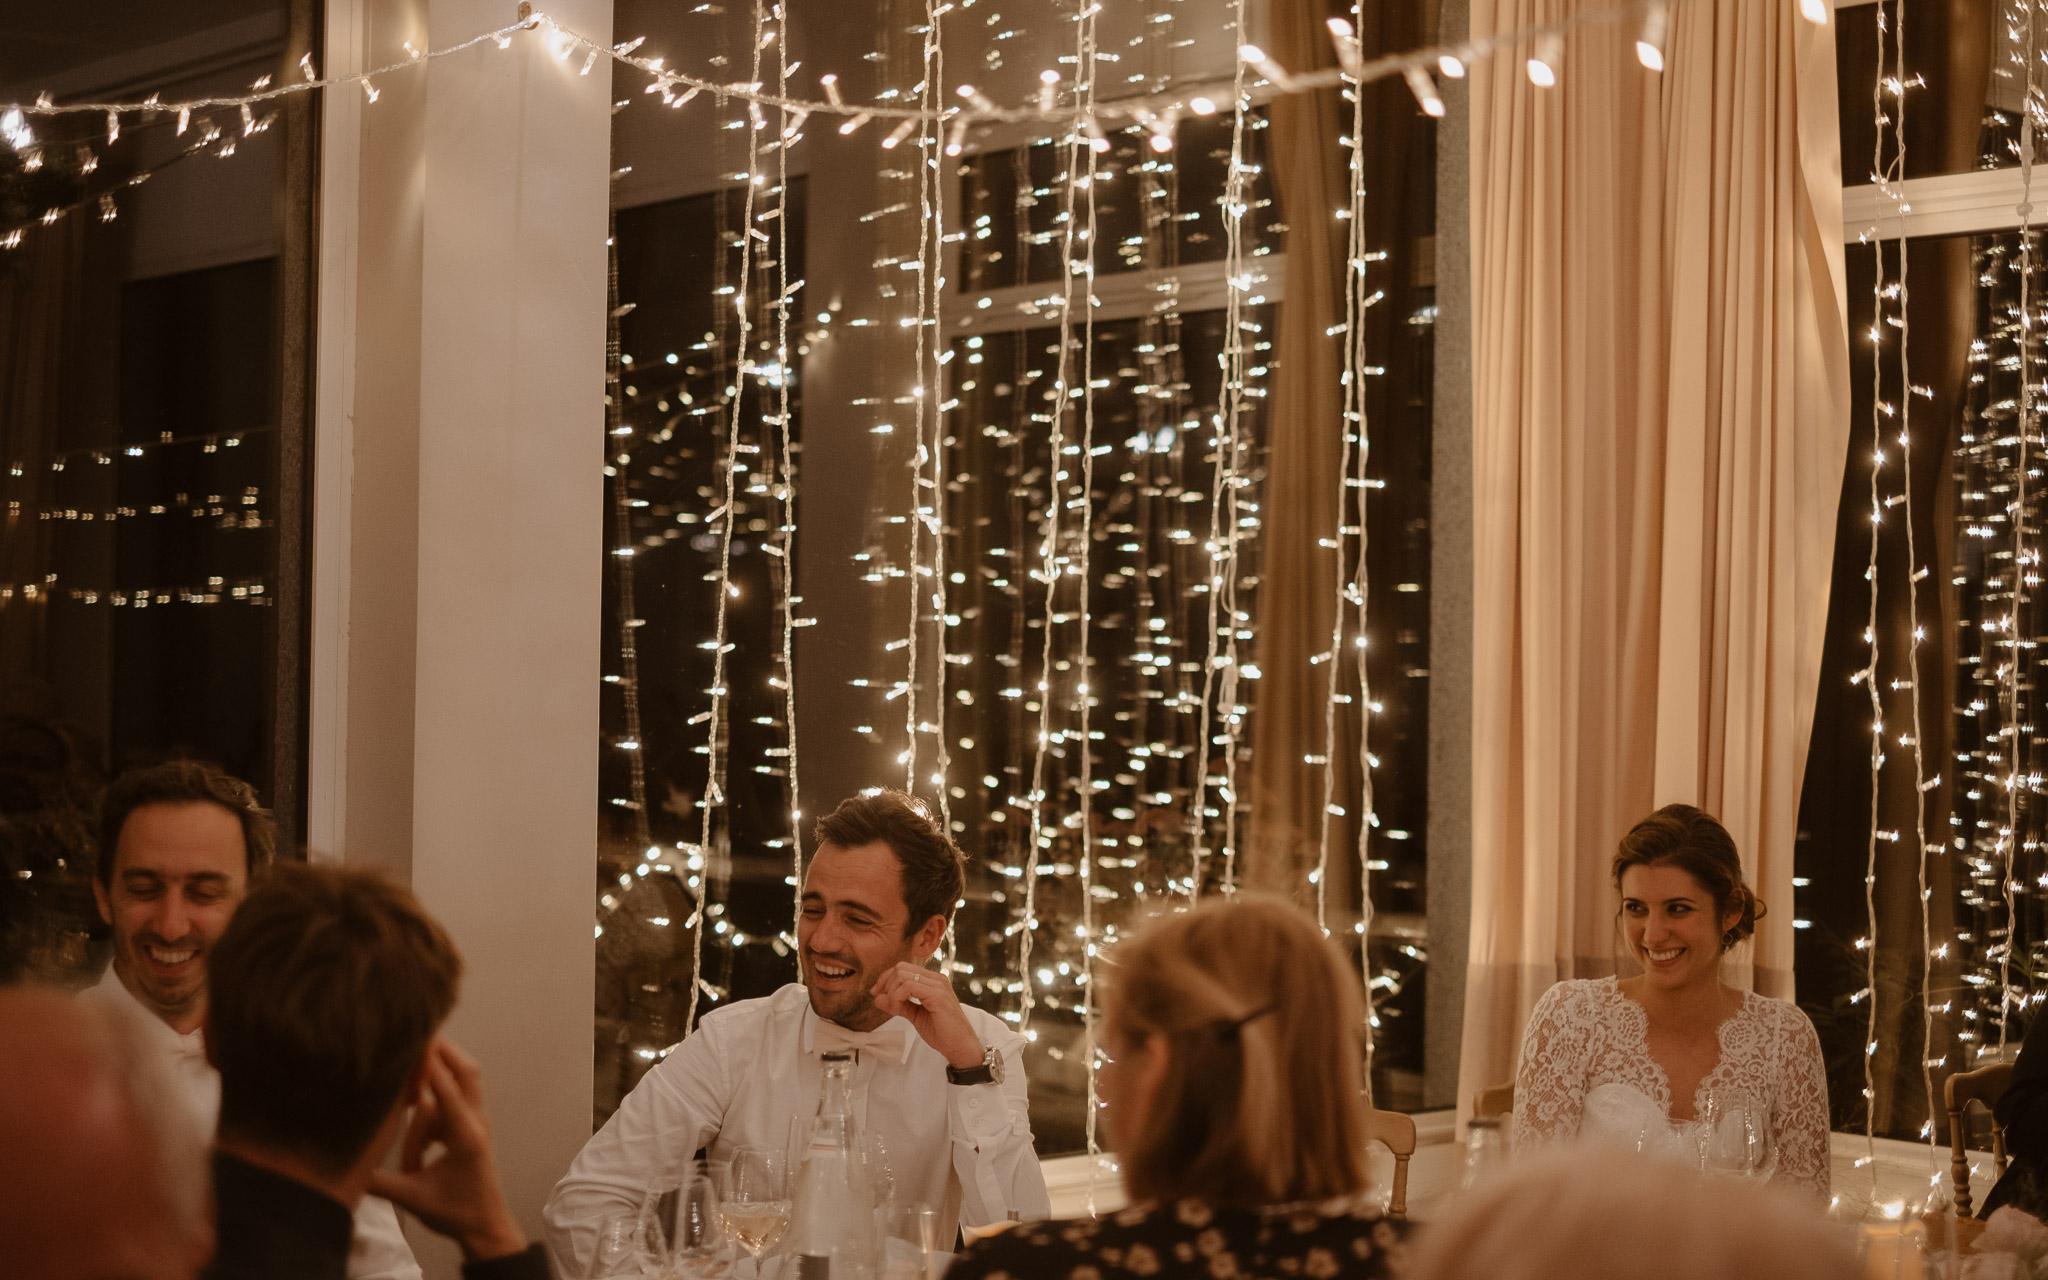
(544, 790), (1050, 1277)
(79, 759), (422, 1280)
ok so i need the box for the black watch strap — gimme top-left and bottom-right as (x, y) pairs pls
(946, 1046), (999, 1085)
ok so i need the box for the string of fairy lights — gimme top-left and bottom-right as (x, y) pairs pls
(1859, 0), (1900, 1187)
(1854, 0), (1893, 1187)
(2001, 0), (2038, 1063)
(1336, 4), (1379, 1068)
(1887, 0), (1938, 1168)
(1064, 0), (1102, 1176)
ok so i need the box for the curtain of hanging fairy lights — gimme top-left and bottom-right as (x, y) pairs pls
(0, 0), (1717, 1131)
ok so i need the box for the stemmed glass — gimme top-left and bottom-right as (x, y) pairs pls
(876, 1201), (938, 1280)
(587, 1210), (663, 1279)
(643, 1164), (732, 1279)
(1696, 1088), (1777, 1182)
(722, 1147), (792, 1266)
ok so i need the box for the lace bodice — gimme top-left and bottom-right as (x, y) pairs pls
(1510, 977), (1831, 1201)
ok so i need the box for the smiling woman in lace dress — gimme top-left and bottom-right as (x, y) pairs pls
(1510, 804), (1831, 1201)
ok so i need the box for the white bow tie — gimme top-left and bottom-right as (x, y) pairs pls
(813, 1018), (911, 1063)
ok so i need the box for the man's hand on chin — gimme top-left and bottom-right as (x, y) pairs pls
(870, 961), (985, 1069)
(370, 1038), (529, 1262)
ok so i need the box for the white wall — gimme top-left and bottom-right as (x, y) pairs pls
(314, 2), (609, 1273)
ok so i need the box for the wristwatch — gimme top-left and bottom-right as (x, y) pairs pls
(946, 1044), (1004, 1086)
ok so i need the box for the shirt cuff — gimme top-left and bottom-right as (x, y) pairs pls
(462, 1242), (552, 1280)
(952, 1080), (1025, 1141)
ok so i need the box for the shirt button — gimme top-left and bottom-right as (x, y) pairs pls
(966, 1097), (980, 1109)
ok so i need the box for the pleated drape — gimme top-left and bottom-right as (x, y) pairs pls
(1457, 0), (1848, 1110)
(1245, 0), (1353, 898)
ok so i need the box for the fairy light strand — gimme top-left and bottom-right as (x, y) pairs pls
(2001, 0), (2038, 1062)
(1859, 0), (1890, 1187)
(1215, 0), (1255, 893)
(0, 109), (258, 242)
(1016, 45), (1084, 1036)
(773, 0), (804, 940)
(1877, 0), (1938, 1159)
(1185, 30), (1253, 902)
(1344, 0), (1378, 1086)
(1073, 0), (1105, 1189)
(5, 2), (1705, 135)
(920, 0), (959, 971)
(605, 193), (656, 870)
(684, 0), (773, 1038)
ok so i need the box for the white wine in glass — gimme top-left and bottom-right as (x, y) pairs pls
(721, 1200), (792, 1257)
(724, 1146), (791, 1261)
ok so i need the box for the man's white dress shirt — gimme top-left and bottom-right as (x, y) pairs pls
(81, 965), (423, 1280)
(543, 982), (1050, 1279)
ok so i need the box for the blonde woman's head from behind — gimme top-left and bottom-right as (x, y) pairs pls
(1102, 895), (1370, 1208)
(1402, 1148), (1859, 1280)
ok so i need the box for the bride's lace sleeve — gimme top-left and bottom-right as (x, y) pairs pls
(1511, 981), (1594, 1154)
(1771, 1002), (1832, 1202)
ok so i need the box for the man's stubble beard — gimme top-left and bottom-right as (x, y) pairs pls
(807, 976), (887, 1031)
(114, 943), (204, 1025)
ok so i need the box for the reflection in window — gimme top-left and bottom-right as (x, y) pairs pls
(0, 11), (311, 988)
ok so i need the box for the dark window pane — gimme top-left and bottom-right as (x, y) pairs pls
(0, 10), (312, 988)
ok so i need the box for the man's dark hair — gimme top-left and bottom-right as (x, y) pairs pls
(96, 760), (275, 885)
(206, 864), (462, 1175)
(813, 790), (966, 937)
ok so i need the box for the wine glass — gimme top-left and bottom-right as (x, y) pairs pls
(644, 1166), (731, 1278)
(1697, 1088), (1777, 1182)
(587, 1210), (661, 1279)
(876, 1201), (938, 1280)
(722, 1147), (792, 1265)
(676, 1168), (730, 1279)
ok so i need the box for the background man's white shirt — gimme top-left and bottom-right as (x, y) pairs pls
(82, 965), (424, 1280)
(543, 982), (1051, 1279)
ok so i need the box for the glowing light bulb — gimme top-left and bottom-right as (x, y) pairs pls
(1635, 4), (1669, 72)
(1527, 33), (1562, 88)
(1403, 66), (1445, 118)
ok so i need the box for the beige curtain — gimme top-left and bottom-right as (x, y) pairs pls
(1245, 0), (1352, 898)
(1458, 0), (1848, 1108)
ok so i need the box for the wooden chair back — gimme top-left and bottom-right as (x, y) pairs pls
(1472, 1081), (1515, 1121)
(1946, 1062), (2014, 1218)
(1366, 1108), (1417, 1221)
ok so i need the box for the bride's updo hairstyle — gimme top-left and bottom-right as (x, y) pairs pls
(1106, 896), (1371, 1207)
(1612, 804), (1764, 951)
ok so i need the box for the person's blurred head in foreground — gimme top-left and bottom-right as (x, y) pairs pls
(206, 863), (530, 1267)
(1402, 1147), (1860, 1280)
(0, 987), (211, 1280)
(205, 861), (460, 1184)
(1102, 895), (1371, 1207)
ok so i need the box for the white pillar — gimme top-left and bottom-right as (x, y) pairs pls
(313, 1), (608, 1271)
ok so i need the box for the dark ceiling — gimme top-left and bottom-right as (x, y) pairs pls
(0, 0), (283, 94)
